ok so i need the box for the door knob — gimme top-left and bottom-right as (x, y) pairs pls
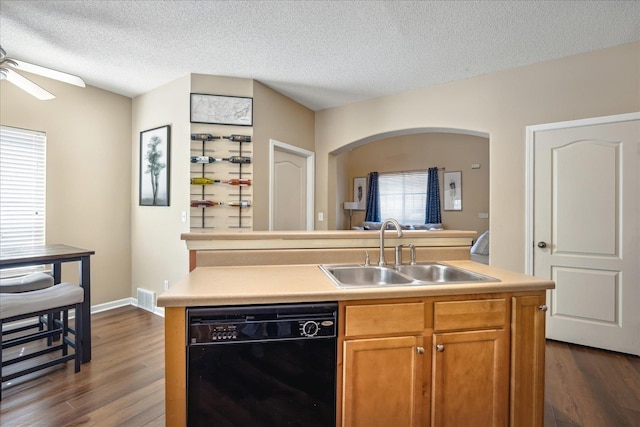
(539, 305), (548, 312)
(537, 241), (547, 248)
(436, 345), (445, 352)
(417, 346), (425, 354)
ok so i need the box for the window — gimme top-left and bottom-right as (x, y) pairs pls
(379, 170), (428, 225)
(0, 125), (46, 275)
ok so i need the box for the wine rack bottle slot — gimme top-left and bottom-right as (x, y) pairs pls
(190, 126), (252, 231)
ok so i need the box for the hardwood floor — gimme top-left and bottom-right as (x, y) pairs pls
(2, 306), (639, 426)
(544, 340), (640, 427)
(1, 306), (165, 426)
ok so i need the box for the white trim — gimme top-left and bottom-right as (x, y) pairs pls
(92, 297), (135, 314)
(524, 112), (640, 275)
(269, 139), (315, 230)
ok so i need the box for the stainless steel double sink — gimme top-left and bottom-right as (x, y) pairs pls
(319, 262), (499, 288)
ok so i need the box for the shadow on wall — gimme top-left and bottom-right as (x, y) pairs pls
(333, 127), (490, 238)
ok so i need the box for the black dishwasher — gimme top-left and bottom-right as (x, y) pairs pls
(187, 302), (338, 427)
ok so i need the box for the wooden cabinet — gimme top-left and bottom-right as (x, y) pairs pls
(431, 298), (509, 427)
(431, 329), (508, 426)
(339, 301), (428, 427)
(343, 336), (424, 427)
(510, 293), (547, 427)
(340, 295), (530, 427)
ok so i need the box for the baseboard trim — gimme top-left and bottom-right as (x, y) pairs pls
(92, 297), (135, 314)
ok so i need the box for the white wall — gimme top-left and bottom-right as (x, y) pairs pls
(315, 42), (640, 272)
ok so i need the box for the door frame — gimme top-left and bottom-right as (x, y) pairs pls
(269, 139), (315, 231)
(524, 111), (640, 274)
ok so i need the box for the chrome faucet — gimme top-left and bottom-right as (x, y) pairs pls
(378, 218), (403, 266)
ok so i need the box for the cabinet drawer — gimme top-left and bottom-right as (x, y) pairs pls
(345, 302), (425, 337)
(433, 299), (506, 331)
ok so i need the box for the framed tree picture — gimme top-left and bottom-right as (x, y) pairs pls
(140, 125), (170, 206)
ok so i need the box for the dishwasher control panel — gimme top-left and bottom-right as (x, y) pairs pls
(188, 302), (337, 344)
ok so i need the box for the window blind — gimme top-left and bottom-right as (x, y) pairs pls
(0, 125), (46, 275)
(379, 170), (428, 225)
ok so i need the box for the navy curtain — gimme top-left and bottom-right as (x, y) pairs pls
(425, 167), (441, 223)
(365, 172), (381, 222)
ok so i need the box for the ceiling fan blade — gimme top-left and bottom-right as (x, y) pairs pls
(12, 58), (86, 88)
(1, 68), (55, 100)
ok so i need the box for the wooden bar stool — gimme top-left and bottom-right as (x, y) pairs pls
(0, 282), (84, 400)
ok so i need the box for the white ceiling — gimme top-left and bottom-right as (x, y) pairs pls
(1, 1), (639, 111)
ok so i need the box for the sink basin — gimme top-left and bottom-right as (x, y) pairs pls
(319, 263), (499, 288)
(396, 264), (496, 283)
(322, 266), (413, 287)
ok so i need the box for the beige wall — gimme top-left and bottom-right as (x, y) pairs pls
(0, 76), (132, 305)
(132, 73), (254, 300)
(252, 81), (315, 230)
(131, 74), (192, 301)
(341, 133), (489, 236)
(316, 42), (640, 272)
(131, 74), (315, 301)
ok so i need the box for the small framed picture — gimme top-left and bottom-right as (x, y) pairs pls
(140, 125), (170, 206)
(444, 171), (462, 211)
(190, 93), (253, 126)
(353, 177), (367, 210)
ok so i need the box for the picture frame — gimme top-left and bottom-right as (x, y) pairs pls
(444, 171), (462, 211)
(140, 125), (170, 206)
(190, 93), (253, 126)
(353, 177), (367, 210)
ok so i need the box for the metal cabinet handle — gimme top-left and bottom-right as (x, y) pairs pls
(436, 345), (445, 352)
(539, 305), (548, 312)
(537, 241), (547, 248)
(417, 346), (425, 354)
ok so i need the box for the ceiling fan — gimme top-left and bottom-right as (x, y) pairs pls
(0, 45), (85, 100)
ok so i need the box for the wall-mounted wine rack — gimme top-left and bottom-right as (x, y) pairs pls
(190, 133), (253, 231)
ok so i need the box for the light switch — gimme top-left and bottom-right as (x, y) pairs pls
(318, 212), (324, 221)
(471, 163), (481, 169)
(478, 212), (489, 219)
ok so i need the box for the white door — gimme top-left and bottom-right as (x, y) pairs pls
(529, 114), (639, 355)
(270, 140), (314, 231)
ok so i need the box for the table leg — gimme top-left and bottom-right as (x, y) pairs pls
(79, 256), (92, 363)
(51, 262), (62, 342)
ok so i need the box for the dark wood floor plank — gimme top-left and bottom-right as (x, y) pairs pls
(3, 306), (640, 426)
(568, 343), (640, 425)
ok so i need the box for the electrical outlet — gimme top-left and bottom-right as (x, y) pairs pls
(181, 211), (187, 222)
(318, 212), (324, 221)
(164, 280), (169, 291)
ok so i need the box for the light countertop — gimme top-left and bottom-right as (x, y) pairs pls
(157, 260), (554, 307)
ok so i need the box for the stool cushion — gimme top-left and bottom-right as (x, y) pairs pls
(0, 283), (84, 320)
(0, 272), (54, 293)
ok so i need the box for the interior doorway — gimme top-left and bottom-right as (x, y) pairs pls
(269, 139), (314, 231)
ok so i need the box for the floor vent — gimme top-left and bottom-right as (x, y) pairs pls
(137, 288), (156, 312)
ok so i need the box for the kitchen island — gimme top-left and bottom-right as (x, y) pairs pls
(158, 231), (554, 427)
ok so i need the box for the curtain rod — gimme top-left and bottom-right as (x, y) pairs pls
(378, 167), (445, 175)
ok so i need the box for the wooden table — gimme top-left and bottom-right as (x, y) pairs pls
(0, 244), (95, 363)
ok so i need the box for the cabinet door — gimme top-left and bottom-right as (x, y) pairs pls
(510, 294), (547, 427)
(343, 336), (424, 427)
(432, 329), (508, 427)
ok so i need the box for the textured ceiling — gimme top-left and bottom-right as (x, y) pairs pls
(1, 1), (639, 111)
